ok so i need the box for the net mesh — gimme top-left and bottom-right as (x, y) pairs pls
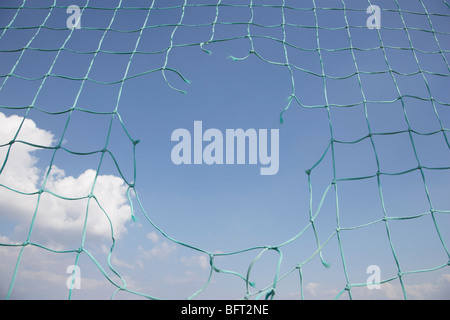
(0, 0), (449, 300)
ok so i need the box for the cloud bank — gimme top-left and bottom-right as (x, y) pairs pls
(0, 112), (132, 246)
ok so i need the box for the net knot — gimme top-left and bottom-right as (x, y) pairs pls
(265, 288), (275, 300)
(119, 285), (127, 291)
(208, 254), (215, 267)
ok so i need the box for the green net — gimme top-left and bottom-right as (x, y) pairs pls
(0, 0), (449, 300)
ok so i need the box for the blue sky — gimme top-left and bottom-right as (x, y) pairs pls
(0, 0), (449, 300)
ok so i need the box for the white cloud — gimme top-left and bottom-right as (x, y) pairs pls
(302, 282), (338, 299)
(110, 255), (135, 270)
(0, 235), (19, 245)
(289, 274), (450, 300)
(164, 271), (204, 285)
(0, 112), (133, 244)
(404, 273), (450, 300)
(137, 231), (177, 262)
(0, 112), (185, 299)
(181, 255), (210, 270)
(305, 282), (320, 297)
(42, 168), (132, 239)
(138, 240), (177, 260)
(147, 231), (159, 243)
(341, 273), (450, 300)
(0, 112), (54, 193)
(0, 237), (118, 299)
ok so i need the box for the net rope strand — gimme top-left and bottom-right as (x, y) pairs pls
(0, 0), (449, 300)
